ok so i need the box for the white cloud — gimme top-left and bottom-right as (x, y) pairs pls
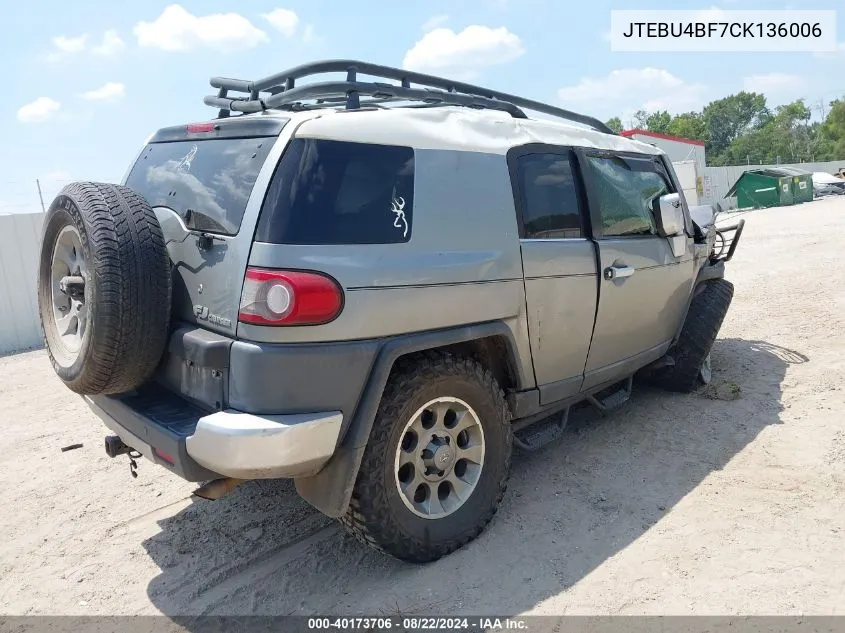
(53, 34), (87, 53)
(558, 68), (707, 122)
(92, 30), (126, 56)
(403, 25), (524, 76)
(47, 34), (87, 61)
(261, 8), (299, 37)
(47, 30), (124, 61)
(17, 97), (61, 123)
(743, 73), (807, 98)
(422, 15), (449, 32)
(134, 4), (269, 52)
(79, 82), (126, 101)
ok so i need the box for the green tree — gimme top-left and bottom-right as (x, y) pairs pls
(605, 116), (623, 134)
(702, 91), (770, 164)
(776, 100), (813, 162)
(821, 99), (845, 159)
(645, 110), (672, 134)
(666, 112), (707, 142)
(603, 93), (845, 165)
(721, 99), (816, 164)
(632, 109), (650, 129)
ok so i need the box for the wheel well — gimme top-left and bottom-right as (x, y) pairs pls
(390, 336), (518, 393)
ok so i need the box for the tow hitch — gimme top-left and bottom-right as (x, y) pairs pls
(104, 435), (131, 458)
(104, 435), (142, 478)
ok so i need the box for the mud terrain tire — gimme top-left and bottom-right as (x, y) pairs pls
(341, 352), (512, 563)
(656, 279), (734, 393)
(37, 182), (171, 395)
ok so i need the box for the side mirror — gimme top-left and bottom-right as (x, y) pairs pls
(655, 193), (685, 237)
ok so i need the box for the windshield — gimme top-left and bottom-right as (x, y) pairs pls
(125, 137), (275, 235)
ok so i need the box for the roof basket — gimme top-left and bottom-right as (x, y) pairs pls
(204, 59), (614, 135)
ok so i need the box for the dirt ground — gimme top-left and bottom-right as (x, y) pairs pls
(1, 197), (845, 617)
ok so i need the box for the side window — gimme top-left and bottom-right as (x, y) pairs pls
(587, 155), (670, 238)
(515, 153), (583, 239)
(255, 139), (414, 245)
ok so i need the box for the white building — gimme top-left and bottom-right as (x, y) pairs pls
(621, 129), (707, 205)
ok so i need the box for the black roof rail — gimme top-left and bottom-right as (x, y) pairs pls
(203, 59), (614, 135)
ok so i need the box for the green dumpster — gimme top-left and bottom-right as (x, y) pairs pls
(725, 167), (813, 209)
(777, 177), (794, 206)
(791, 174), (813, 203)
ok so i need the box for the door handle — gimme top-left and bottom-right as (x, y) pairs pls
(604, 265), (635, 280)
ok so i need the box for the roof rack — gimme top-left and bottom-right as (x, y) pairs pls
(204, 59), (614, 135)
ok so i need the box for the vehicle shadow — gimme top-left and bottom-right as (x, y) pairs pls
(142, 338), (805, 617)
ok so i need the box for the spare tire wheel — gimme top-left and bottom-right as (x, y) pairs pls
(38, 182), (171, 395)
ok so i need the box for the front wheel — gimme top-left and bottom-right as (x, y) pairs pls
(655, 279), (734, 393)
(341, 352), (512, 563)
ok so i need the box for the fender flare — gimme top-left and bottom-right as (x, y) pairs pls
(294, 321), (523, 517)
(671, 259), (726, 346)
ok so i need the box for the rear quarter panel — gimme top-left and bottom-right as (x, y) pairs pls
(241, 148), (535, 386)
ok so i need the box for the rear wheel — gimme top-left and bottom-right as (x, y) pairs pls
(341, 352), (512, 563)
(655, 279), (734, 393)
(38, 182), (171, 395)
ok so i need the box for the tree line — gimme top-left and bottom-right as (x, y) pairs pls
(605, 92), (845, 167)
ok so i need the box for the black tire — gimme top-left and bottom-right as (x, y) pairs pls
(655, 279), (734, 393)
(340, 352), (512, 563)
(37, 182), (171, 395)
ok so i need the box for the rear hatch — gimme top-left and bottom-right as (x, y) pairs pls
(122, 116), (287, 410)
(124, 116), (288, 336)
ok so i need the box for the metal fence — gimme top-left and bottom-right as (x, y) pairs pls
(701, 160), (845, 208)
(0, 212), (44, 355)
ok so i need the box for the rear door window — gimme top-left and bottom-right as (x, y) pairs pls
(125, 138), (275, 235)
(514, 152), (584, 239)
(255, 139), (415, 245)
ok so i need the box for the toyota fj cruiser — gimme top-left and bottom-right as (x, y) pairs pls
(37, 60), (744, 563)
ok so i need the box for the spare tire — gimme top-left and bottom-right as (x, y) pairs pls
(37, 182), (171, 395)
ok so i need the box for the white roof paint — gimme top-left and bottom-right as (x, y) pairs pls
(248, 106), (664, 156)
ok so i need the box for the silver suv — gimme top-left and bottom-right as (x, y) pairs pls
(36, 60), (743, 563)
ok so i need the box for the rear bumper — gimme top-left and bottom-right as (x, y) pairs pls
(85, 386), (342, 481)
(185, 409), (342, 479)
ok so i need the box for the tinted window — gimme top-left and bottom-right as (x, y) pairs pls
(588, 156), (669, 237)
(255, 139), (415, 245)
(516, 153), (582, 239)
(125, 138), (275, 235)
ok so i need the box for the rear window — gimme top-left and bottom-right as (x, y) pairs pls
(125, 137), (275, 236)
(255, 139), (415, 245)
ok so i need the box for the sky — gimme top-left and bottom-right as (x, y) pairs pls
(1, 0), (843, 214)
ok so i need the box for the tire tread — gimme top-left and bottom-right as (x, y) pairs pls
(38, 182), (171, 395)
(340, 351), (512, 563)
(656, 279), (734, 393)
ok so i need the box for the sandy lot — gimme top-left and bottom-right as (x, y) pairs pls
(1, 197), (844, 617)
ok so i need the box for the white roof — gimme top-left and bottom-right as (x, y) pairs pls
(256, 106), (664, 156)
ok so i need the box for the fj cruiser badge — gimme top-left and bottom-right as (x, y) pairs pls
(193, 304), (232, 328)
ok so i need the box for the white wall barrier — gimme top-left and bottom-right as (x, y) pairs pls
(0, 212), (45, 355)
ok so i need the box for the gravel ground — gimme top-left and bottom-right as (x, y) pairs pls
(1, 197), (844, 617)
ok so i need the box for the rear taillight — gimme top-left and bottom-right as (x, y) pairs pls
(154, 448), (175, 465)
(238, 268), (343, 326)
